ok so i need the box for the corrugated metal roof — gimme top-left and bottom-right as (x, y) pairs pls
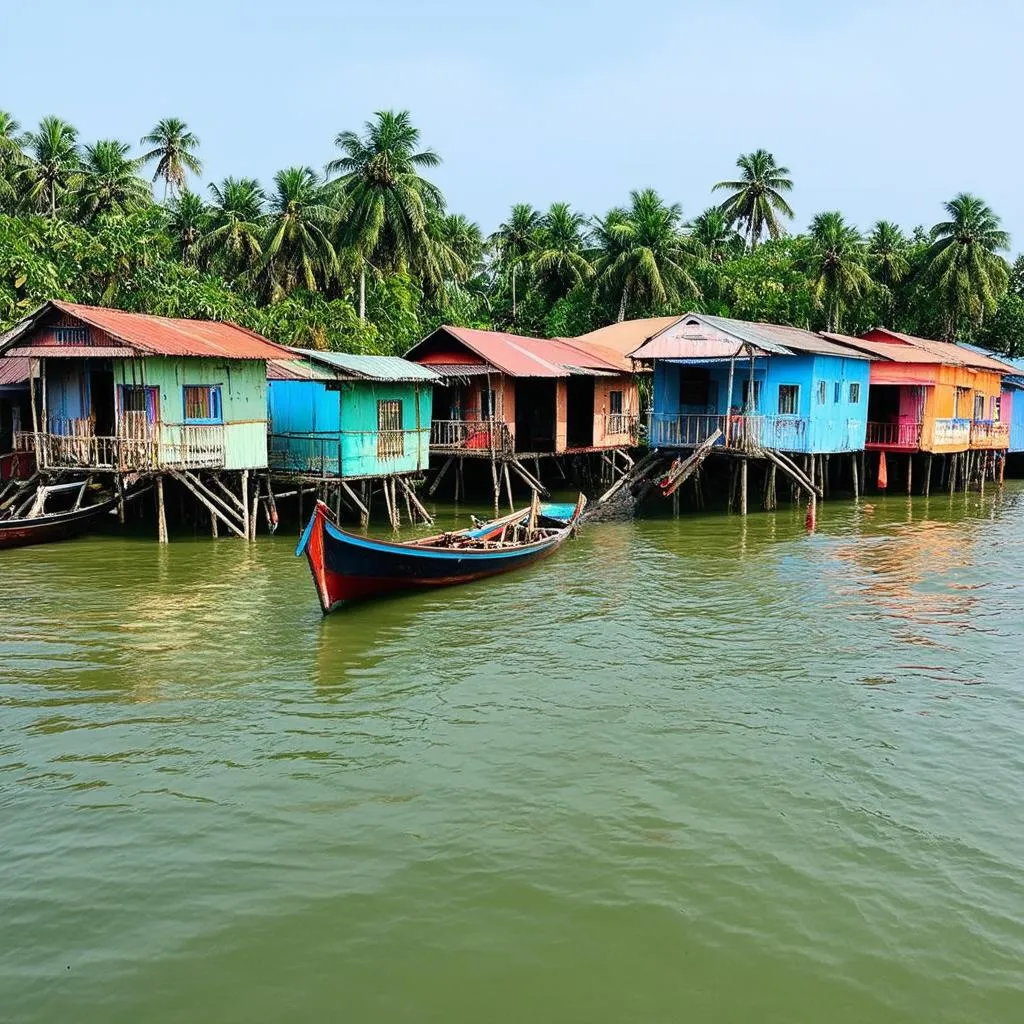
(267, 357), (336, 381)
(10, 345), (137, 358)
(0, 356), (31, 386)
(298, 350), (438, 382)
(867, 328), (1016, 372)
(821, 333), (941, 364)
(0, 301), (294, 361)
(427, 363), (496, 378)
(406, 326), (625, 378)
(573, 316), (684, 358)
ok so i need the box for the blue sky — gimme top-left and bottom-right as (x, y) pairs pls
(2, 0), (1019, 250)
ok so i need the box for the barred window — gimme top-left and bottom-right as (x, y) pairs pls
(377, 399), (404, 459)
(779, 385), (799, 415)
(816, 380), (827, 405)
(849, 382), (861, 404)
(54, 326), (90, 345)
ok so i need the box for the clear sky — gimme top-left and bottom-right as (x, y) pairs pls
(2, 0), (1019, 249)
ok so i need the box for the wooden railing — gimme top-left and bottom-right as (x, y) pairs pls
(930, 418), (972, 449)
(602, 413), (640, 441)
(865, 421), (922, 449)
(269, 429), (430, 474)
(969, 420), (1010, 448)
(430, 419), (514, 454)
(18, 421), (227, 471)
(648, 413), (811, 452)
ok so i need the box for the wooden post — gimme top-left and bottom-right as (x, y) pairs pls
(739, 458), (748, 516)
(924, 454), (932, 498)
(491, 459), (500, 515)
(949, 453), (956, 494)
(766, 462), (777, 510)
(728, 459), (739, 512)
(503, 463), (515, 511)
(906, 455), (912, 495)
(963, 451), (970, 495)
(382, 475), (395, 528)
(297, 480), (304, 534)
(851, 453), (859, 500)
(859, 450), (866, 495)
(156, 474), (168, 544)
(251, 486), (259, 540)
(241, 470), (250, 540)
(116, 473), (126, 524)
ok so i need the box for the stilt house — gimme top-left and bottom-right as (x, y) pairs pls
(404, 325), (640, 500)
(632, 314), (871, 455)
(267, 350), (438, 526)
(822, 329), (1014, 455)
(0, 300), (293, 539)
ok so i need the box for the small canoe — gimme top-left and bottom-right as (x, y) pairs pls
(297, 494), (586, 614)
(0, 492), (122, 550)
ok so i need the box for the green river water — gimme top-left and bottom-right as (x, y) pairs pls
(2, 487), (1023, 1023)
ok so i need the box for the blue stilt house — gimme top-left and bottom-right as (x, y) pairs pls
(268, 351), (438, 479)
(630, 314), (872, 455)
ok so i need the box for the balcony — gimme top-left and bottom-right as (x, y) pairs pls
(602, 412), (640, 442)
(929, 418), (971, 450)
(865, 421), (922, 450)
(969, 420), (1010, 449)
(269, 429), (430, 475)
(648, 413), (811, 452)
(429, 419), (514, 455)
(18, 420), (227, 472)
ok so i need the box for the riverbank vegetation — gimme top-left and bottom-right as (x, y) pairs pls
(1, 108), (1021, 354)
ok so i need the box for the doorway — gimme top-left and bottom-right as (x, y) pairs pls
(514, 379), (557, 453)
(566, 377), (594, 449)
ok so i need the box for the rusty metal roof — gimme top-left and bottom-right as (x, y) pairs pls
(0, 356), (31, 387)
(0, 301), (295, 361)
(821, 333), (941, 364)
(406, 326), (625, 378)
(866, 328), (1016, 373)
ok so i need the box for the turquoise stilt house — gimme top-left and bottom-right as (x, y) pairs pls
(267, 351), (438, 526)
(631, 314), (872, 455)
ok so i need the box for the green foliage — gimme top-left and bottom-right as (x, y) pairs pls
(0, 106), (1020, 359)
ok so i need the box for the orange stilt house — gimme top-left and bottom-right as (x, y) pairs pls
(824, 328), (1014, 489)
(404, 326), (639, 502)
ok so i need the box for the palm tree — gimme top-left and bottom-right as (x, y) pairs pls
(689, 207), (743, 264)
(533, 202), (593, 302)
(0, 111), (27, 210)
(201, 176), (266, 275)
(260, 167), (338, 301)
(77, 140), (151, 221)
(20, 116), (80, 217)
(712, 149), (794, 249)
(594, 189), (699, 321)
(327, 110), (443, 318)
(167, 189), (208, 264)
(866, 220), (910, 323)
(803, 211), (872, 332)
(490, 203), (541, 320)
(140, 118), (202, 199)
(925, 193), (1010, 339)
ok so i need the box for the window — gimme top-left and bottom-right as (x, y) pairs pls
(609, 390), (623, 414)
(377, 399), (404, 459)
(120, 385), (159, 425)
(973, 393), (985, 421)
(778, 385), (799, 416)
(54, 326), (90, 345)
(954, 387), (970, 418)
(993, 396), (1002, 421)
(183, 385), (223, 424)
(741, 379), (762, 411)
(480, 387), (496, 420)
(816, 380), (827, 405)
(608, 389), (625, 433)
(849, 382), (861, 404)
(834, 381), (842, 404)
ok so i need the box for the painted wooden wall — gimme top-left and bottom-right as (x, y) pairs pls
(591, 375), (640, 448)
(652, 354), (870, 453)
(268, 378), (431, 478)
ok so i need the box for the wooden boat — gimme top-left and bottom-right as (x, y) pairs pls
(297, 493), (586, 613)
(0, 480), (121, 550)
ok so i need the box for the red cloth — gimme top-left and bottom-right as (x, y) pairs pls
(877, 451), (888, 489)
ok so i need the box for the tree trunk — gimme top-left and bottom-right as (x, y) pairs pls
(512, 264), (517, 321)
(617, 281), (630, 323)
(359, 263), (366, 320)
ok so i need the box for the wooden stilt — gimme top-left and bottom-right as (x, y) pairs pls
(906, 454), (913, 495)
(241, 470), (250, 540)
(211, 503), (219, 537)
(503, 463), (515, 511)
(924, 454), (932, 498)
(491, 458), (500, 515)
(335, 482), (344, 522)
(739, 458), (748, 516)
(382, 476), (395, 529)
(728, 459), (739, 512)
(397, 476), (433, 525)
(851, 453), (859, 500)
(156, 474), (168, 544)
(766, 462), (777, 510)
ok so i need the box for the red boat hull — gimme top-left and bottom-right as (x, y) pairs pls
(0, 495), (120, 550)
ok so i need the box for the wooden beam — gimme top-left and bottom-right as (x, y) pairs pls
(156, 474), (168, 544)
(396, 476), (433, 525)
(428, 456), (456, 497)
(169, 469), (247, 539)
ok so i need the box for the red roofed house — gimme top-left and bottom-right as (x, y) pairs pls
(0, 356), (32, 480)
(405, 325), (639, 461)
(0, 301), (294, 539)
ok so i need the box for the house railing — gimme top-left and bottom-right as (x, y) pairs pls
(430, 419), (514, 455)
(17, 419), (227, 471)
(866, 421), (923, 449)
(269, 428), (431, 475)
(969, 420), (1010, 448)
(648, 413), (811, 452)
(602, 412), (640, 441)
(930, 418), (972, 449)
